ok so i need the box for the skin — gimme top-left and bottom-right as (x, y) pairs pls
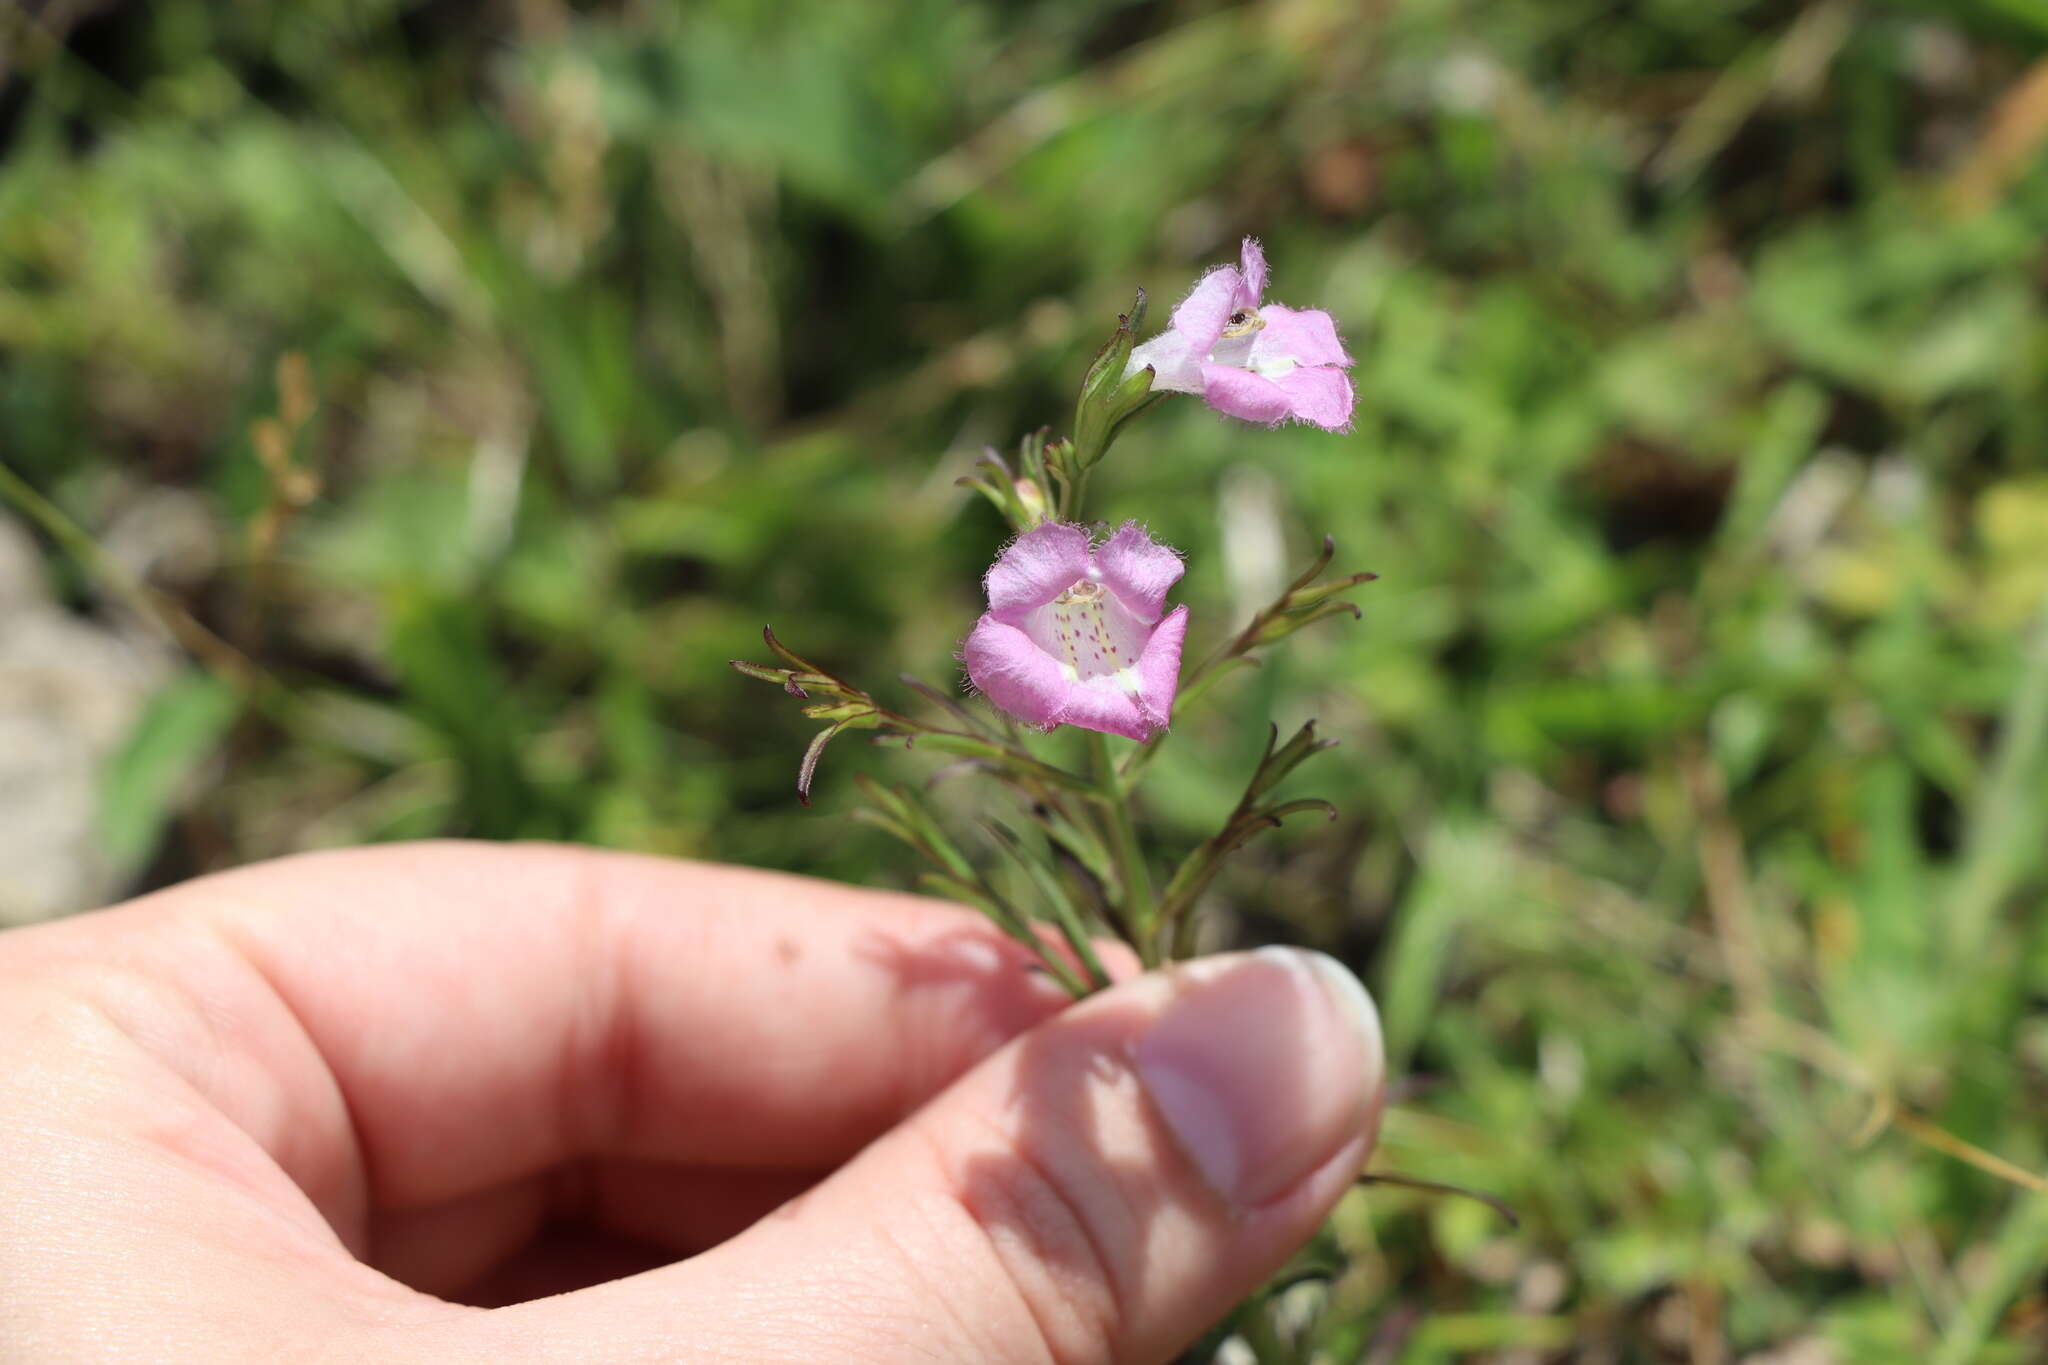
(0, 841), (1370, 1363)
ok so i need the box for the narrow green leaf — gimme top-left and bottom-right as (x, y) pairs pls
(985, 820), (1111, 991)
(856, 774), (976, 880)
(100, 675), (241, 871)
(1284, 534), (1338, 594)
(1035, 804), (1116, 890)
(1283, 570), (1380, 611)
(1259, 797), (1340, 825)
(900, 673), (999, 739)
(797, 717), (854, 806)
(917, 871), (1087, 999)
(1251, 721), (1338, 799)
(911, 733), (1093, 792)
(761, 624), (819, 673)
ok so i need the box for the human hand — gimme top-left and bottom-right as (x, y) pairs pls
(0, 841), (1383, 1363)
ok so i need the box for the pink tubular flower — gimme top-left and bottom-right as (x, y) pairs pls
(963, 521), (1189, 742)
(1126, 237), (1354, 431)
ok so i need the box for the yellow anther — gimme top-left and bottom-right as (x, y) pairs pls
(1221, 309), (1266, 339)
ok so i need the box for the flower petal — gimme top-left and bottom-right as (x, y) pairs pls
(968, 615), (1163, 740)
(984, 521), (1090, 618)
(1094, 521), (1184, 623)
(1271, 365), (1356, 431)
(1251, 304), (1353, 370)
(961, 617), (1069, 730)
(1127, 329), (1203, 394)
(1199, 362), (1294, 425)
(1238, 237), (1268, 309)
(1170, 264), (1244, 355)
(1050, 678), (1157, 741)
(1132, 604), (1190, 733)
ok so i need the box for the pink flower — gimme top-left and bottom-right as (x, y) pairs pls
(963, 521), (1190, 741)
(1126, 237), (1354, 431)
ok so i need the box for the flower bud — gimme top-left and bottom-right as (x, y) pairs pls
(1013, 476), (1049, 525)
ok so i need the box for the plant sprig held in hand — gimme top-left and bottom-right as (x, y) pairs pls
(734, 237), (1371, 982)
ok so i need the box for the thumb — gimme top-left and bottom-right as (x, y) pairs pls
(453, 946), (1385, 1365)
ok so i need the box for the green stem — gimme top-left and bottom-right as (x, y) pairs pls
(1055, 464), (1091, 523)
(1088, 731), (1156, 964)
(0, 460), (254, 687)
(875, 714), (1092, 794)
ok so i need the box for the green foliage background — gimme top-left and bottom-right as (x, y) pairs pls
(7, 0), (2048, 1358)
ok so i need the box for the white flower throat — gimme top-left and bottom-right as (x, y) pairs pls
(1210, 307), (1296, 380)
(1025, 578), (1148, 684)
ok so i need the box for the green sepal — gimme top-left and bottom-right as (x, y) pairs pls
(957, 446), (1049, 532)
(1017, 427), (1051, 485)
(1078, 287), (1147, 401)
(1044, 435), (1083, 516)
(1072, 290), (1159, 471)
(799, 697), (883, 725)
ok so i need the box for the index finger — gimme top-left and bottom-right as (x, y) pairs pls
(7, 841), (1082, 1222)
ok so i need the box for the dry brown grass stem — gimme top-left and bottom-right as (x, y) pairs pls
(1679, 742), (1773, 1021)
(1945, 56), (2048, 216)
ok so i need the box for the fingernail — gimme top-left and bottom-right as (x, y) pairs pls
(1133, 947), (1384, 1208)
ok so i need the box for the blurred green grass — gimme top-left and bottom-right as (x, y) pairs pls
(6, 0), (2048, 1358)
